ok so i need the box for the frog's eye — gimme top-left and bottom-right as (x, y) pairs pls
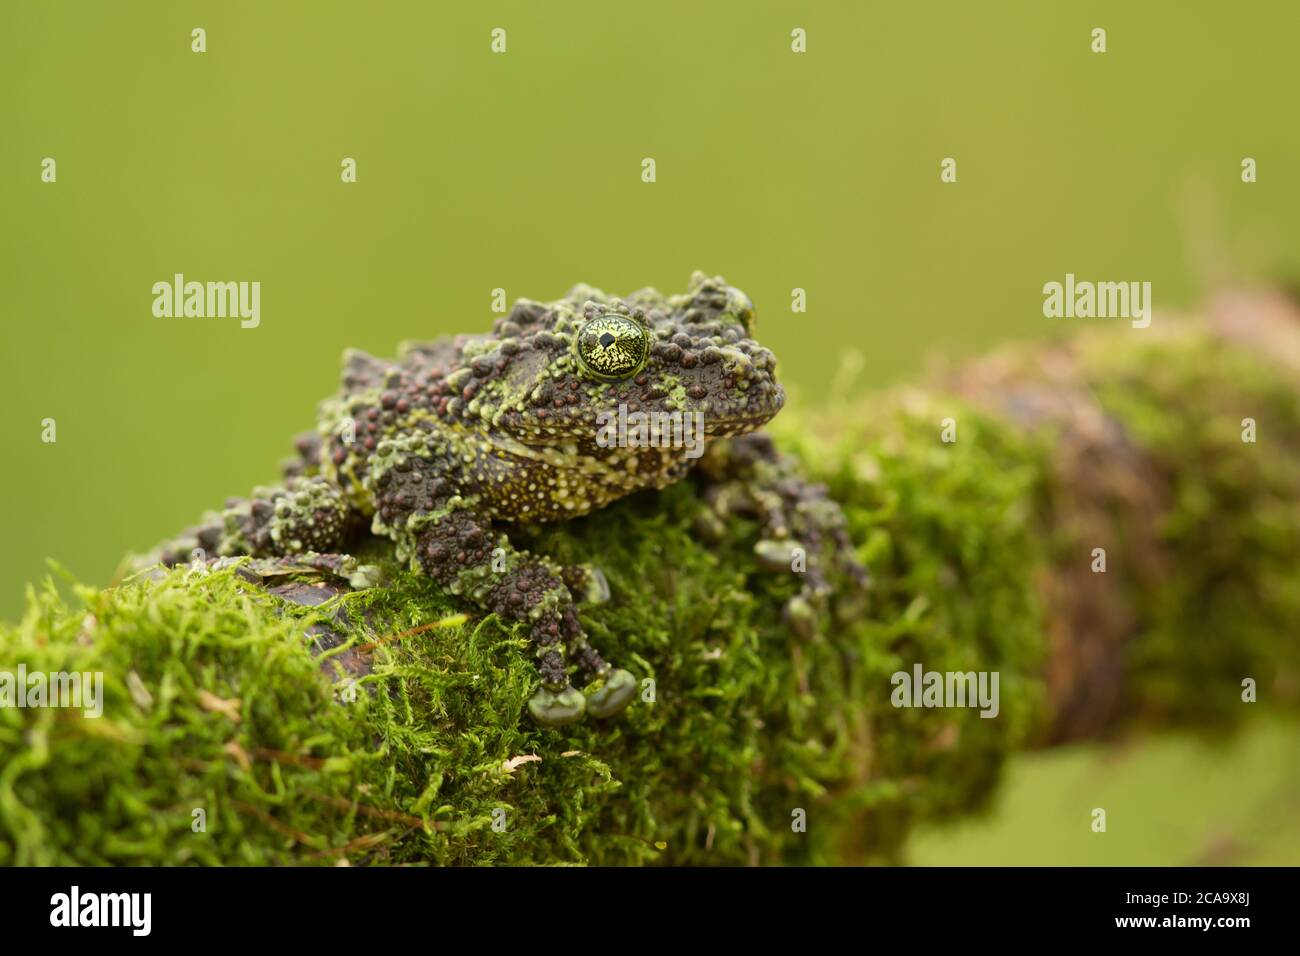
(574, 314), (649, 381)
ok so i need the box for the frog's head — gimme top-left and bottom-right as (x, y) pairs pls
(463, 273), (783, 461)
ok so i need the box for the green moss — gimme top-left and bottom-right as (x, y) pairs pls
(2, 326), (1297, 865)
(1074, 332), (1300, 726)
(773, 394), (1052, 853)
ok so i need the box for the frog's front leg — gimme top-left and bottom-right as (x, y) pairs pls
(412, 515), (635, 725)
(372, 462), (633, 725)
(696, 433), (869, 640)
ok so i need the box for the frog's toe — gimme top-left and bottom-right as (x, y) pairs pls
(563, 564), (611, 606)
(782, 595), (821, 642)
(753, 538), (800, 572)
(528, 685), (586, 727)
(587, 668), (638, 719)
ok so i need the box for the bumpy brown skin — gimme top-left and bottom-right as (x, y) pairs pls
(144, 272), (866, 726)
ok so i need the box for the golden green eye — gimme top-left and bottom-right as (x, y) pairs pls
(574, 314), (649, 381)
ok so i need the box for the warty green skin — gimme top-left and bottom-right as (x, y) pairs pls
(142, 272), (865, 726)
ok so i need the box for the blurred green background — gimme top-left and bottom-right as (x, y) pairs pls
(2, 0), (1297, 863)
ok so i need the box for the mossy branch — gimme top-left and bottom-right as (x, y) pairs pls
(3, 291), (1299, 865)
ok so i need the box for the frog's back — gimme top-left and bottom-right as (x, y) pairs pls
(341, 332), (503, 395)
(320, 336), (480, 515)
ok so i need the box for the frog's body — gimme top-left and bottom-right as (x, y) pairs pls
(142, 273), (864, 726)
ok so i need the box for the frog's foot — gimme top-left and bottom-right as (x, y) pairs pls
(754, 537), (835, 640)
(527, 638), (588, 727)
(778, 593), (815, 642)
(558, 611), (637, 720)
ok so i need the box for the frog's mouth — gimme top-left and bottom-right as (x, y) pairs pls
(701, 383), (786, 437)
